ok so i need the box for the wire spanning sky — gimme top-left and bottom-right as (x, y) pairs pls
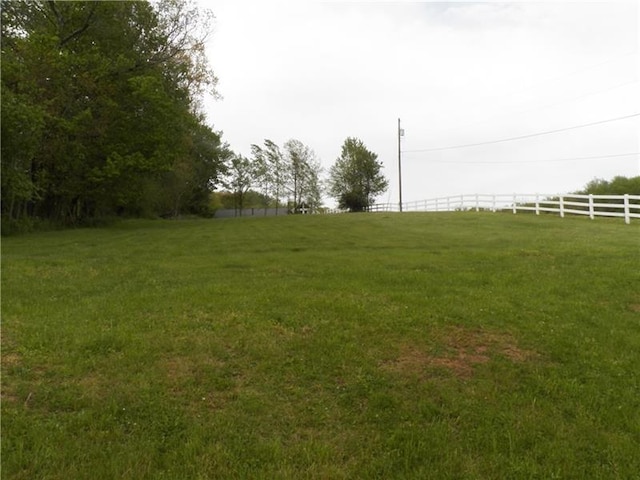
(202, 1), (640, 205)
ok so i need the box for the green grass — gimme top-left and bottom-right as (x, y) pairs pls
(2, 212), (639, 479)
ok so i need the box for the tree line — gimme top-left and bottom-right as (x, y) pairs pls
(575, 176), (640, 196)
(1, 0), (389, 233)
(222, 138), (323, 215)
(220, 137), (388, 215)
(1, 0), (230, 232)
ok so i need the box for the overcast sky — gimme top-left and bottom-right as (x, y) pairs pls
(202, 1), (639, 206)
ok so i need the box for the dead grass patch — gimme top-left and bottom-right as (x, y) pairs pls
(160, 355), (240, 410)
(383, 326), (538, 379)
(161, 355), (227, 385)
(1, 350), (22, 404)
(2, 352), (21, 368)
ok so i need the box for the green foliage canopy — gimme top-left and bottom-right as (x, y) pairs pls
(1, 0), (227, 229)
(576, 176), (640, 195)
(222, 155), (253, 213)
(250, 138), (323, 213)
(328, 137), (389, 211)
(283, 139), (323, 212)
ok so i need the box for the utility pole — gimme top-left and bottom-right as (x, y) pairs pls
(398, 118), (404, 212)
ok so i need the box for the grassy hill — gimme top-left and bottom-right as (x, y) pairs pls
(2, 213), (639, 479)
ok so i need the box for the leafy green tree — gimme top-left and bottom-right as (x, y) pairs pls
(0, 86), (46, 223)
(251, 139), (289, 214)
(223, 155), (254, 215)
(577, 176), (640, 195)
(159, 120), (231, 217)
(251, 139), (323, 214)
(251, 142), (276, 214)
(328, 137), (388, 211)
(283, 139), (323, 213)
(1, 0), (226, 229)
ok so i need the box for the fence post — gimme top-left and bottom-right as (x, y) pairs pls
(559, 196), (565, 218)
(535, 194), (540, 215)
(512, 194), (517, 214)
(588, 194), (594, 220)
(475, 194), (479, 212)
(624, 194), (630, 224)
(492, 195), (496, 212)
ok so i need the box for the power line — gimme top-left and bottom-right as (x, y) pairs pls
(403, 113), (640, 154)
(433, 78), (639, 139)
(412, 152), (639, 165)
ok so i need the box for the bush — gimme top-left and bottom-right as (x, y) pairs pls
(577, 176), (640, 195)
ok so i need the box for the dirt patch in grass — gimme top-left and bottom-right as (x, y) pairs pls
(383, 327), (538, 379)
(162, 355), (199, 383)
(1, 326), (21, 369)
(160, 355), (241, 410)
(161, 355), (226, 387)
(629, 304), (640, 313)
(2, 352), (21, 368)
(1, 351), (22, 404)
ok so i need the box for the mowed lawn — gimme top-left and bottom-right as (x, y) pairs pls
(2, 212), (639, 479)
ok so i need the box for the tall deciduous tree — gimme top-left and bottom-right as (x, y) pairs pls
(328, 137), (388, 212)
(251, 141), (279, 214)
(223, 155), (254, 215)
(263, 139), (286, 214)
(250, 139), (323, 214)
(283, 139), (323, 213)
(1, 0), (226, 230)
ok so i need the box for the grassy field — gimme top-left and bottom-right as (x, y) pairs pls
(2, 212), (639, 479)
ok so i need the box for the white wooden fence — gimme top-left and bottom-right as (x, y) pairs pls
(368, 194), (640, 224)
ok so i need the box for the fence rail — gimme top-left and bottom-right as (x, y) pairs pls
(368, 194), (640, 224)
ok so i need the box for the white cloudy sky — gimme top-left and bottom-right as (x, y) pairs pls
(201, 1), (639, 206)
